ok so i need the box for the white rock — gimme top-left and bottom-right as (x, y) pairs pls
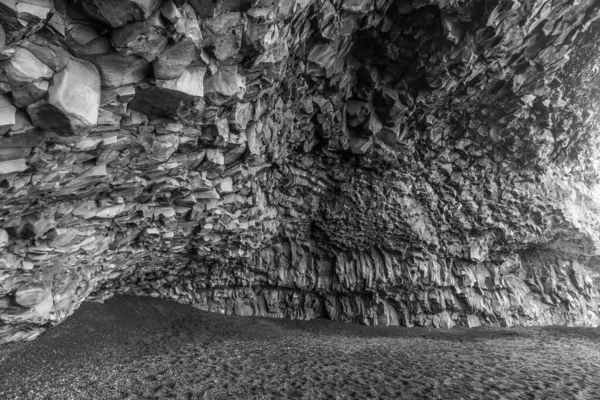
(157, 65), (206, 96)
(0, 48), (53, 89)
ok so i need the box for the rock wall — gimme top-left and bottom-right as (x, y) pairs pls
(0, 0), (599, 343)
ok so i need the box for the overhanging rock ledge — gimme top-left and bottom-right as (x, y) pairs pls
(0, 0), (599, 343)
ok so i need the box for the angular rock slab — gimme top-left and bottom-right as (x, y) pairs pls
(27, 58), (100, 135)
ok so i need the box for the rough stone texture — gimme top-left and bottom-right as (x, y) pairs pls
(0, 0), (599, 343)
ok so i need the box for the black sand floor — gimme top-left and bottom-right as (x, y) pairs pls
(1, 295), (599, 400)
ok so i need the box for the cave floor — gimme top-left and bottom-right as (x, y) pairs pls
(1, 296), (599, 400)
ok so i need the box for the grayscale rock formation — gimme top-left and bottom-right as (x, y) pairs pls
(0, 0), (599, 343)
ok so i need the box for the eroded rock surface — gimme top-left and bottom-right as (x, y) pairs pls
(0, 0), (599, 343)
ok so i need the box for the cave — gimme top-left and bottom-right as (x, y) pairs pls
(0, 0), (600, 395)
(1, 0), (600, 341)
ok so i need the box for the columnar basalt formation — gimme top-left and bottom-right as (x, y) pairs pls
(0, 0), (599, 343)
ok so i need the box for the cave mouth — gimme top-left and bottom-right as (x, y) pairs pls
(0, 0), (599, 345)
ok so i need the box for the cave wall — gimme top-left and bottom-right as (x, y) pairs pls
(0, 0), (600, 343)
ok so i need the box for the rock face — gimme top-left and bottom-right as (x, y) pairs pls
(0, 0), (600, 343)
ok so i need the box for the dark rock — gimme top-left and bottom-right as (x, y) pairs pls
(83, 52), (150, 88)
(81, 0), (161, 28)
(153, 38), (198, 80)
(111, 10), (168, 61)
(129, 87), (192, 117)
(1, 0), (600, 344)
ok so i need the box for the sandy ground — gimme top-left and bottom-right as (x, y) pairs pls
(0, 296), (599, 400)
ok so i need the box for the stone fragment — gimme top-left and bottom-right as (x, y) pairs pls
(217, 177), (233, 193)
(11, 80), (49, 108)
(0, 158), (27, 175)
(228, 102), (252, 132)
(111, 11), (168, 61)
(153, 38), (198, 80)
(200, 118), (229, 146)
(149, 134), (179, 162)
(27, 58), (101, 135)
(204, 66), (246, 105)
(14, 285), (51, 307)
(129, 87), (191, 117)
(307, 42), (338, 69)
(0, 19), (4, 52)
(0, 229), (8, 248)
(83, 53), (150, 88)
(188, 0), (252, 18)
(0, 48), (53, 89)
(81, 0), (162, 28)
(156, 66), (206, 97)
(32, 294), (53, 317)
(22, 36), (72, 71)
(9, 110), (35, 134)
(201, 13), (244, 61)
(0, 95), (16, 126)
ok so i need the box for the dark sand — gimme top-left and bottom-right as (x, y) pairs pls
(1, 296), (599, 400)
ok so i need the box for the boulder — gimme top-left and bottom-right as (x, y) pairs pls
(14, 285), (51, 307)
(153, 38), (198, 80)
(27, 58), (100, 135)
(129, 87), (191, 117)
(22, 36), (72, 71)
(228, 102), (252, 132)
(83, 53), (150, 88)
(156, 65), (206, 97)
(0, 48), (53, 89)
(201, 13), (244, 61)
(0, 158), (27, 175)
(111, 11), (168, 61)
(204, 65), (246, 105)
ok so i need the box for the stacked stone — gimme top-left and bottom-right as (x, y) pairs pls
(0, 0), (599, 343)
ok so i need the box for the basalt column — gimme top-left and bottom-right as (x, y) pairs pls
(0, 0), (599, 343)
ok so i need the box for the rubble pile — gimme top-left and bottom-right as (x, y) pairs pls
(0, 0), (599, 342)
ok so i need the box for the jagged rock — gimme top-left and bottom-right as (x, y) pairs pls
(22, 36), (72, 71)
(153, 38), (198, 80)
(0, 94), (16, 126)
(83, 52), (150, 88)
(1, 0), (600, 344)
(81, 0), (162, 28)
(27, 58), (100, 135)
(0, 47), (53, 89)
(111, 10), (168, 61)
(156, 65), (206, 97)
(201, 13), (244, 61)
(129, 87), (191, 117)
(204, 65), (246, 105)
(14, 285), (51, 307)
(11, 80), (49, 108)
(188, 0), (252, 18)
